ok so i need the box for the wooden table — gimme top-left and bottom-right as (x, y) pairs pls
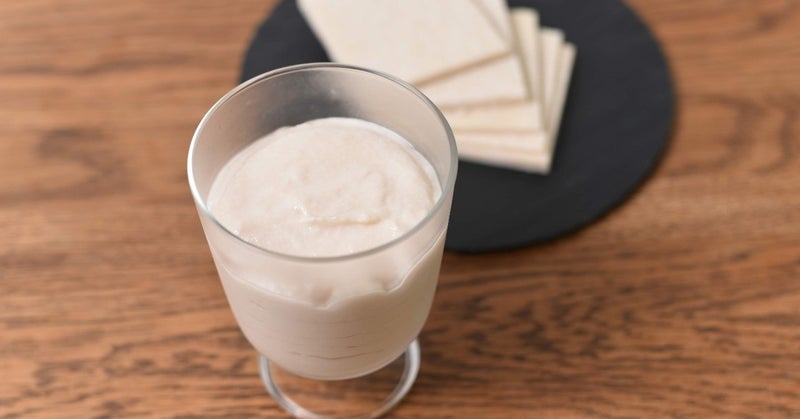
(2, 1), (799, 417)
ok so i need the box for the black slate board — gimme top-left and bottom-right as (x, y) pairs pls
(241, 0), (674, 252)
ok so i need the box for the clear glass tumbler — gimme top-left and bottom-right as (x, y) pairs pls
(188, 63), (457, 418)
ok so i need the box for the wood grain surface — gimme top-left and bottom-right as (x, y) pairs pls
(2, 0), (800, 417)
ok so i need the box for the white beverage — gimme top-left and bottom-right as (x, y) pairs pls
(206, 117), (445, 379)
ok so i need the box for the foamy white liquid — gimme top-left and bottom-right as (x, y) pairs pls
(205, 117), (445, 379)
(209, 117), (440, 258)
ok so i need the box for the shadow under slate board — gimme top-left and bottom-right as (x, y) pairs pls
(240, 0), (674, 253)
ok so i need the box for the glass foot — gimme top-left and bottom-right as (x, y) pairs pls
(259, 340), (420, 419)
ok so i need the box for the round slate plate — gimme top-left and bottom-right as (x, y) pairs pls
(241, 0), (674, 252)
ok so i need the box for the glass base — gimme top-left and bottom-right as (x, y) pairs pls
(259, 340), (420, 419)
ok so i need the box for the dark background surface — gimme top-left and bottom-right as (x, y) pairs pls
(241, 0), (674, 252)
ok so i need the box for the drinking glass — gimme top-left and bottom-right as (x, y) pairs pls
(187, 63), (457, 418)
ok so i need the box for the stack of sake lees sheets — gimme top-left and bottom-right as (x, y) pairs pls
(298, 0), (575, 174)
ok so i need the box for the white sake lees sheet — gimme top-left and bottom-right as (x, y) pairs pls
(458, 42), (576, 173)
(416, 0), (529, 107)
(297, 0), (510, 84)
(296, 1), (576, 174)
(442, 9), (545, 133)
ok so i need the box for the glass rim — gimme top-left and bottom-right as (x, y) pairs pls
(187, 63), (458, 263)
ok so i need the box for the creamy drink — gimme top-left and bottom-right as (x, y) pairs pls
(190, 65), (457, 417)
(205, 117), (445, 379)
